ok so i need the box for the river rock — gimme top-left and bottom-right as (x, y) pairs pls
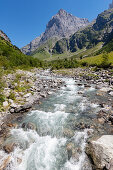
(3, 101), (8, 108)
(84, 84), (91, 88)
(98, 117), (105, 124)
(63, 128), (74, 138)
(99, 87), (112, 93)
(0, 156), (11, 170)
(109, 115), (113, 124)
(24, 93), (32, 98)
(3, 89), (10, 98)
(17, 157), (22, 164)
(66, 143), (76, 160)
(16, 117), (23, 122)
(106, 159), (113, 170)
(27, 79), (33, 84)
(3, 143), (16, 153)
(86, 135), (113, 169)
(95, 85), (101, 89)
(8, 99), (14, 104)
(78, 91), (83, 94)
(10, 108), (15, 113)
(10, 103), (18, 108)
(109, 91), (113, 96)
(47, 91), (53, 95)
(14, 103), (32, 113)
(40, 93), (47, 98)
(26, 122), (36, 130)
(77, 83), (82, 86)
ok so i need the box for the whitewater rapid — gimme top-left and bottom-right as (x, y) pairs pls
(0, 77), (100, 170)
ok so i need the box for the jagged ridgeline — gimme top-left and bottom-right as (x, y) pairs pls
(54, 8), (113, 54)
(21, 9), (89, 56)
(21, 8), (113, 61)
(0, 31), (43, 69)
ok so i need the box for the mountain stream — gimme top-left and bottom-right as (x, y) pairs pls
(0, 74), (108, 170)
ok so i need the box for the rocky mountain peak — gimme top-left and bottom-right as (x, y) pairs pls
(21, 9), (89, 55)
(58, 9), (67, 15)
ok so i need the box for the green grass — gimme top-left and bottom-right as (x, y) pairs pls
(31, 37), (59, 60)
(44, 42), (103, 62)
(0, 37), (43, 69)
(30, 35), (103, 63)
(33, 49), (51, 60)
(80, 51), (113, 66)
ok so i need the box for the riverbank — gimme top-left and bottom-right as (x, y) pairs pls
(0, 67), (113, 169)
(54, 68), (113, 128)
(0, 69), (64, 149)
(54, 67), (113, 169)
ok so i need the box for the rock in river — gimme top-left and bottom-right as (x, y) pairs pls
(3, 143), (16, 153)
(86, 135), (113, 169)
(63, 128), (75, 138)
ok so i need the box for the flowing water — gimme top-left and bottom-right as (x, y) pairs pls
(0, 75), (103, 170)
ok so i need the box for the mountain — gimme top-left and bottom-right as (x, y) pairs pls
(21, 34), (43, 55)
(0, 30), (11, 42)
(0, 30), (42, 69)
(53, 8), (113, 54)
(39, 9), (89, 42)
(21, 9), (89, 55)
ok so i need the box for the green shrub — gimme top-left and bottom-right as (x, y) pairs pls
(8, 92), (15, 100)
(0, 94), (5, 105)
(99, 52), (111, 68)
(0, 37), (44, 69)
(49, 57), (79, 70)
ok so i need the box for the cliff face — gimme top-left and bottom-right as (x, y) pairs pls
(21, 9), (89, 55)
(21, 34), (43, 55)
(53, 8), (113, 54)
(39, 9), (89, 43)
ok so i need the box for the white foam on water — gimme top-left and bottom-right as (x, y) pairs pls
(78, 100), (99, 112)
(90, 103), (99, 108)
(4, 128), (67, 170)
(65, 79), (77, 91)
(58, 78), (83, 104)
(25, 109), (70, 137)
(54, 104), (66, 112)
(11, 128), (39, 147)
(29, 110), (69, 130)
(79, 102), (87, 112)
(0, 77), (96, 170)
(78, 98), (88, 112)
(63, 130), (89, 170)
(86, 87), (95, 92)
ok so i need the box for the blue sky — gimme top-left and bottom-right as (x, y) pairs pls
(0, 0), (112, 48)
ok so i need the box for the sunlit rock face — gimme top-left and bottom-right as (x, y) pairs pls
(21, 9), (89, 55)
(40, 9), (89, 42)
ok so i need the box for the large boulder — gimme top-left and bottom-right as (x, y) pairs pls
(13, 103), (32, 113)
(86, 135), (113, 169)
